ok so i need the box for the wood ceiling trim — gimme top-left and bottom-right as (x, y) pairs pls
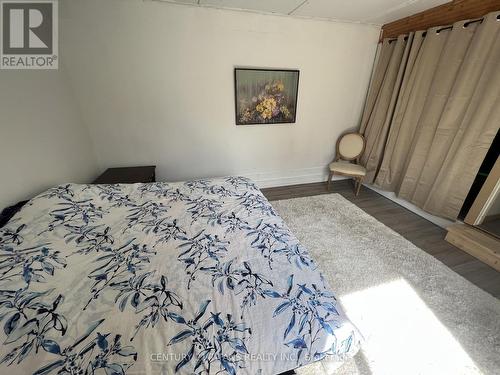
(380, 0), (500, 41)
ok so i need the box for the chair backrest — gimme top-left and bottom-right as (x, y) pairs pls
(336, 132), (365, 161)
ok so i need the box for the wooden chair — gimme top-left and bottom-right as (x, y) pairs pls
(327, 132), (366, 196)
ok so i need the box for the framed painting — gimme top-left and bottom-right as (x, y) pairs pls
(234, 68), (300, 125)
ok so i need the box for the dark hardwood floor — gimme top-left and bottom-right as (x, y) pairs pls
(261, 180), (500, 298)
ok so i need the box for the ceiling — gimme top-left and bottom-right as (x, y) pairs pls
(162, 0), (449, 25)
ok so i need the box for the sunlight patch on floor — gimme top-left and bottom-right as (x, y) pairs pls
(340, 278), (481, 375)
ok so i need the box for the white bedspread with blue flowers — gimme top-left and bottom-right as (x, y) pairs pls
(0, 177), (360, 375)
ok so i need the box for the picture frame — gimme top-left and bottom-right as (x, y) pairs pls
(234, 68), (300, 125)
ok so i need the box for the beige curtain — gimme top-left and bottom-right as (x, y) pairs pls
(359, 34), (414, 182)
(359, 11), (500, 220)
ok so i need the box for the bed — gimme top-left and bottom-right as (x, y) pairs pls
(0, 177), (360, 374)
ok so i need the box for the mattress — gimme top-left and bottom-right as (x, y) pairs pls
(0, 177), (360, 374)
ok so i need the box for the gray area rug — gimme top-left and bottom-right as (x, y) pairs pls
(272, 194), (500, 375)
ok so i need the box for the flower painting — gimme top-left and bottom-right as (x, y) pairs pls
(235, 68), (299, 125)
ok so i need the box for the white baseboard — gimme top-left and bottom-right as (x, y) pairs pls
(364, 185), (454, 229)
(242, 167), (453, 229)
(241, 168), (451, 229)
(242, 166), (346, 189)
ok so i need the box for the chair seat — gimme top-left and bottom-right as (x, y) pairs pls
(329, 161), (366, 176)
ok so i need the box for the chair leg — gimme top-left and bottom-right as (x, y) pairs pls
(355, 177), (363, 196)
(327, 171), (333, 191)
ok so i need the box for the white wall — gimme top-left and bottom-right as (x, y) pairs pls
(61, 0), (380, 187)
(0, 67), (98, 208)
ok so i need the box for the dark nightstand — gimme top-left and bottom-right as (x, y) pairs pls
(93, 166), (156, 184)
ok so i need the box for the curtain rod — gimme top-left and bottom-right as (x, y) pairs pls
(387, 14), (497, 43)
(436, 17), (484, 34)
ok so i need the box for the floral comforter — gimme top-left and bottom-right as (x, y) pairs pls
(0, 177), (360, 375)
